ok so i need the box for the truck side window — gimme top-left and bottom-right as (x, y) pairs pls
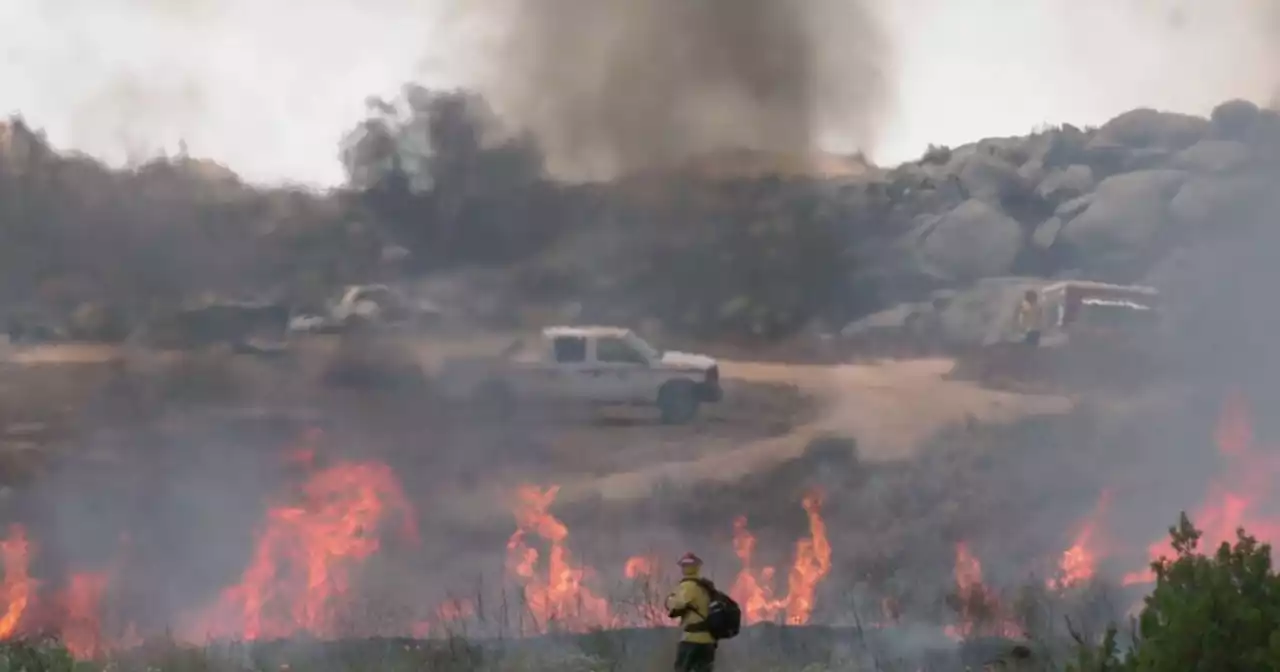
(596, 336), (646, 364)
(553, 336), (587, 363)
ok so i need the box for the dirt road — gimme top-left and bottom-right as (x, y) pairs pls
(1, 339), (1075, 528)
(726, 358), (1074, 459)
(417, 354), (1075, 531)
(539, 358), (1074, 507)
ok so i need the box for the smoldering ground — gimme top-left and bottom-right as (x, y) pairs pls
(447, 0), (891, 179)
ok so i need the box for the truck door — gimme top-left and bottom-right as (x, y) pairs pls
(546, 335), (593, 401)
(591, 335), (652, 403)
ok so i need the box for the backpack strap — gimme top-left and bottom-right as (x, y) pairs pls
(681, 577), (715, 593)
(677, 578), (712, 625)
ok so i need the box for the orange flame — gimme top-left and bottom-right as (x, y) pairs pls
(437, 597), (475, 623)
(621, 555), (668, 627)
(729, 491), (831, 625)
(189, 459), (418, 641)
(945, 542), (1020, 640)
(58, 572), (109, 659)
(0, 525), (33, 639)
(953, 542), (982, 593)
(1123, 393), (1280, 585)
(1050, 490), (1111, 590)
(506, 485), (611, 632)
(730, 516), (779, 622)
(0, 448), (848, 649)
(413, 597), (477, 637)
(624, 556), (656, 580)
(783, 493), (832, 624)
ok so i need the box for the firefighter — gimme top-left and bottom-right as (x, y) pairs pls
(1015, 289), (1043, 347)
(665, 552), (717, 672)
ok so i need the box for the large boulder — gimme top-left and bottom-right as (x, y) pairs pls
(1058, 169), (1187, 265)
(1035, 164), (1094, 203)
(1090, 108), (1209, 151)
(1033, 195), (1093, 253)
(1016, 159), (1045, 185)
(1170, 140), (1253, 174)
(838, 302), (937, 350)
(1027, 124), (1090, 169)
(1055, 194), (1094, 222)
(1121, 147), (1176, 172)
(1209, 99), (1262, 141)
(849, 217), (954, 305)
(918, 199), (1023, 281)
(1031, 217), (1064, 250)
(1169, 174), (1279, 232)
(952, 151), (1029, 204)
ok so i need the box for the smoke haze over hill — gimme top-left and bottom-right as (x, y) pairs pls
(2, 0), (1280, 183)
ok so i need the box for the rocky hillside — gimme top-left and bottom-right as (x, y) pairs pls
(5, 91), (1280, 346)
(865, 101), (1280, 288)
(343, 91), (1280, 343)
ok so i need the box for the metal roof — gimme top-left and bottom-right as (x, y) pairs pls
(542, 325), (632, 338)
(1040, 280), (1158, 295)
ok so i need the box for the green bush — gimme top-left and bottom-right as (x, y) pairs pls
(1071, 512), (1280, 671)
(0, 639), (77, 672)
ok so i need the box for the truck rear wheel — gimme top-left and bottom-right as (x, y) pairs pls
(658, 380), (699, 425)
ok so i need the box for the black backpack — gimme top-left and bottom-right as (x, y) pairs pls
(683, 578), (742, 640)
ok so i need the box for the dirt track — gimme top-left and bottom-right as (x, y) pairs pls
(498, 358), (1072, 513)
(725, 358), (1074, 458)
(401, 350), (1076, 530)
(0, 340), (1077, 530)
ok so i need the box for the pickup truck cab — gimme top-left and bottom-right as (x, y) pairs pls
(437, 326), (722, 424)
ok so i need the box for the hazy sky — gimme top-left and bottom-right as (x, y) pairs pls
(1, 0), (1275, 187)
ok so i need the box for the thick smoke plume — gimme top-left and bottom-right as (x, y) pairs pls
(456, 0), (891, 178)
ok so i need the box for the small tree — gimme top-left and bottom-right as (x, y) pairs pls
(1072, 512), (1280, 671)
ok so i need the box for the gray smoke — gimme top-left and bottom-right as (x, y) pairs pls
(1133, 0), (1280, 107)
(454, 0), (891, 179)
(1267, 1), (1280, 106)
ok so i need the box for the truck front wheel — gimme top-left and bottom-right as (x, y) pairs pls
(657, 381), (699, 425)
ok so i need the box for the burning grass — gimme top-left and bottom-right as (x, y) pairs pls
(0, 435), (839, 656)
(0, 388), (1278, 669)
(183, 455), (419, 642)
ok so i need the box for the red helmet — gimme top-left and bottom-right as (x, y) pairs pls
(677, 552), (703, 567)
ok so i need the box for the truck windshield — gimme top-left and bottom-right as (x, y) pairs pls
(625, 333), (662, 361)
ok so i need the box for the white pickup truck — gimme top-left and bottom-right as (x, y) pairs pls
(436, 326), (723, 424)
